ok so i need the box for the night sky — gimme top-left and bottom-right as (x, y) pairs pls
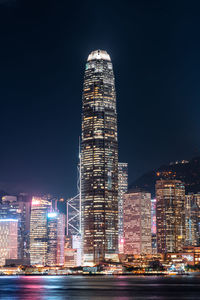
(0, 0), (200, 197)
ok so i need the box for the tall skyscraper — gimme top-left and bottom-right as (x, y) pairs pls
(118, 162), (128, 253)
(151, 198), (157, 253)
(17, 193), (31, 260)
(30, 196), (51, 266)
(156, 179), (185, 253)
(185, 194), (200, 246)
(81, 50), (118, 264)
(0, 196), (23, 260)
(47, 211), (65, 266)
(123, 190), (152, 255)
(0, 219), (18, 266)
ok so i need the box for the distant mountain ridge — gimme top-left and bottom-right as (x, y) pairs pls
(129, 157), (200, 197)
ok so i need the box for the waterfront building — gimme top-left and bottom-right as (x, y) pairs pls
(185, 194), (199, 246)
(81, 50), (118, 264)
(0, 219), (18, 266)
(118, 162), (128, 254)
(0, 196), (22, 259)
(194, 193), (200, 208)
(0, 194), (31, 262)
(5, 258), (30, 266)
(30, 196), (51, 266)
(167, 246), (200, 266)
(64, 247), (77, 268)
(151, 198), (157, 253)
(123, 190), (152, 255)
(17, 193), (31, 260)
(47, 211), (65, 266)
(156, 179), (185, 253)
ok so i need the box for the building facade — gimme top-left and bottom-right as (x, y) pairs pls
(123, 190), (152, 255)
(30, 196), (51, 266)
(185, 194), (200, 246)
(17, 193), (31, 260)
(64, 247), (77, 268)
(47, 211), (65, 266)
(118, 162), (128, 253)
(0, 219), (18, 266)
(0, 196), (23, 260)
(151, 198), (157, 253)
(156, 179), (185, 253)
(81, 50), (119, 264)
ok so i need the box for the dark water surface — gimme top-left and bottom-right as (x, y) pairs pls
(0, 275), (200, 299)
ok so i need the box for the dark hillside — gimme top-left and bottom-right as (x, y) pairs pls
(129, 157), (200, 197)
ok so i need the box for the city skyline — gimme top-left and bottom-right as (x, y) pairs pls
(1, 1), (200, 298)
(0, 46), (199, 269)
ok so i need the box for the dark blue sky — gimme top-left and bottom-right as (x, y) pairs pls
(0, 0), (200, 197)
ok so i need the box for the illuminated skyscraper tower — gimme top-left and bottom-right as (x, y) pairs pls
(30, 196), (51, 266)
(47, 211), (65, 266)
(81, 50), (118, 264)
(156, 179), (185, 253)
(185, 194), (200, 246)
(118, 162), (128, 253)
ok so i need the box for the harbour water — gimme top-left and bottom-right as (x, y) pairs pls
(0, 275), (200, 299)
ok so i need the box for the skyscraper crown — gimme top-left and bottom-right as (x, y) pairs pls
(87, 50), (111, 62)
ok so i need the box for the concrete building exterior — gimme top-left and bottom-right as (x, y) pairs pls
(0, 219), (18, 266)
(156, 180), (185, 253)
(123, 190), (152, 255)
(185, 194), (199, 246)
(47, 211), (65, 266)
(118, 162), (128, 253)
(30, 196), (51, 266)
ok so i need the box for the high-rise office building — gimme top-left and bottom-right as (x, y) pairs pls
(185, 194), (200, 246)
(194, 193), (200, 208)
(17, 193), (31, 260)
(81, 50), (118, 264)
(0, 194), (31, 261)
(47, 211), (65, 266)
(118, 162), (128, 253)
(30, 196), (51, 266)
(156, 179), (185, 253)
(0, 219), (18, 266)
(123, 190), (152, 255)
(151, 198), (157, 253)
(0, 196), (22, 260)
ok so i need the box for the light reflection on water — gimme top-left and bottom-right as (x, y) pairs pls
(0, 276), (200, 299)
